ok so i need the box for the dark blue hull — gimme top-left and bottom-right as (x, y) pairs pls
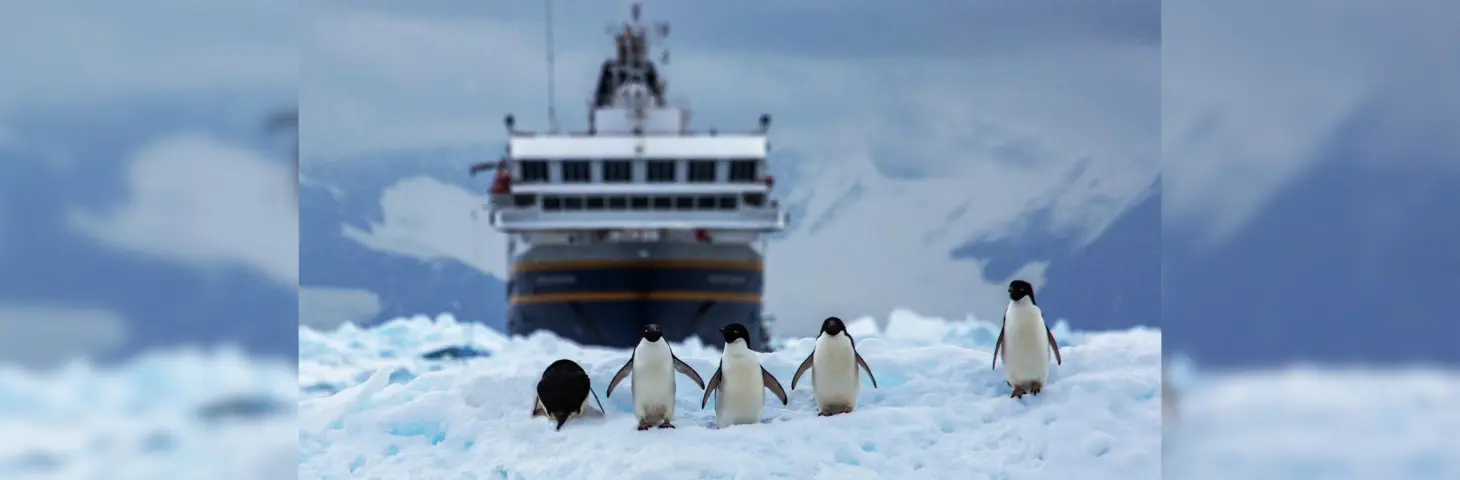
(506, 259), (771, 351)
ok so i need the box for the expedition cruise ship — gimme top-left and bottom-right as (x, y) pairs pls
(471, 4), (788, 351)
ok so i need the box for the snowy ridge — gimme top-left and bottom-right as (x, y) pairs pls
(0, 349), (296, 479)
(1163, 358), (1460, 480)
(298, 310), (1161, 479)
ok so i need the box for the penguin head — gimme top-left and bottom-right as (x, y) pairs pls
(820, 316), (846, 336)
(641, 323), (663, 343)
(1008, 280), (1036, 304)
(720, 322), (750, 345)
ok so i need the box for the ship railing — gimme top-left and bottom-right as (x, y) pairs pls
(488, 208), (789, 232)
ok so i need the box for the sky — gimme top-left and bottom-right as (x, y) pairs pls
(301, 0), (1162, 336)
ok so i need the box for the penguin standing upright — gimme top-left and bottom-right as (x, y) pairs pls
(701, 323), (789, 428)
(531, 359), (606, 430)
(605, 324), (707, 430)
(991, 280), (1063, 398)
(790, 316), (878, 416)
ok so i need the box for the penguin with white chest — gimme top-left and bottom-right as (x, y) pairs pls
(531, 359), (606, 430)
(605, 324), (708, 430)
(991, 280), (1063, 399)
(790, 316), (879, 416)
(700, 323), (789, 428)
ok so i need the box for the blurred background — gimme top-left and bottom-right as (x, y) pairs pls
(0, 1), (297, 478)
(1162, 0), (1459, 477)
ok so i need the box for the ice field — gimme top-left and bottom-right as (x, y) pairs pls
(0, 349), (297, 479)
(298, 310), (1163, 479)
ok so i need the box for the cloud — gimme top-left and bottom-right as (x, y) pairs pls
(342, 177), (507, 278)
(0, 304), (130, 369)
(67, 134), (299, 287)
(0, 0), (296, 115)
(1161, 0), (1460, 245)
(299, 287), (383, 330)
(305, 3), (1159, 332)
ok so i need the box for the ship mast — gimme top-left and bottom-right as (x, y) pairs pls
(545, 0), (560, 133)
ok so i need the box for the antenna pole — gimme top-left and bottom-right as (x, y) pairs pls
(545, 0), (559, 133)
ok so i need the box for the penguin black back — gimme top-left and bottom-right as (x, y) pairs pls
(537, 359), (592, 431)
(1008, 280), (1036, 305)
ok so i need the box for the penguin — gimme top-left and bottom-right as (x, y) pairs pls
(700, 322), (789, 428)
(991, 279), (1063, 399)
(789, 316), (879, 416)
(605, 324), (708, 430)
(530, 358), (606, 430)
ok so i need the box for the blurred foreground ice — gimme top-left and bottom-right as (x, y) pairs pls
(1164, 355), (1460, 479)
(0, 348), (296, 480)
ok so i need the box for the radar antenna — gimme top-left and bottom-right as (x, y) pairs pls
(545, 0), (560, 133)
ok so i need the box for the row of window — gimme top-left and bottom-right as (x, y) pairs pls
(513, 193), (768, 211)
(517, 159), (758, 183)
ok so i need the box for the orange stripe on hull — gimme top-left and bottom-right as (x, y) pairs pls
(509, 291), (763, 304)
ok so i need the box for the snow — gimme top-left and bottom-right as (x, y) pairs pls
(298, 310), (1162, 479)
(1163, 359), (1460, 480)
(0, 349), (296, 479)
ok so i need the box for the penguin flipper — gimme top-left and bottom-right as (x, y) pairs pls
(854, 352), (878, 388)
(589, 387), (606, 415)
(761, 367), (789, 405)
(671, 355), (707, 390)
(531, 396), (546, 417)
(606, 357), (634, 398)
(1045, 327), (1062, 365)
(790, 350), (815, 390)
(701, 365), (723, 409)
(992, 318), (1006, 370)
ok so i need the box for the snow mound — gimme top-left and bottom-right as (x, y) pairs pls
(0, 349), (296, 479)
(298, 310), (1161, 479)
(1164, 363), (1460, 480)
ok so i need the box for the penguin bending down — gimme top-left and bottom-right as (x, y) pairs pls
(991, 280), (1063, 399)
(531, 359), (606, 430)
(701, 323), (789, 428)
(790, 316), (878, 416)
(605, 324), (708, 430)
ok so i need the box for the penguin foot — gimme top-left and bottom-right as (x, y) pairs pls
(637, 421), (653, 431)
(817, 411), (835, 417)
(1029, 381), (1043, 395)
(657, 422), (675, 429)
(1011, 386), (1028, 399)
(840, 407), (853, 415)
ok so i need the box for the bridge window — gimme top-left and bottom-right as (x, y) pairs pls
(520, 160), (549, 182)
(687, 160), (717, 183)
(586, 197), (606, 210)
(564, 197), (584, 210)
(646, 160), (676, 183)
(674, 196), (694, 209)
(608, 197), (628, 209)
(728, 159), (757, 182)
(630, 196), (650, 210)
(562, 161), (591, 183)
(696, 196), (716, 209)
(718, 195), (738, 210)
(603, 160), (632, 183)
(543, 196), (562, 210)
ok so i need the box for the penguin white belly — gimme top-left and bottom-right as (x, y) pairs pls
(631, 349), (677, 423)
(715, 355), (765, 427)
(1003, 309), (1052, 386)
(811, 336), (860, 411)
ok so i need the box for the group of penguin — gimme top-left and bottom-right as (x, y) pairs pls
(530, 279), (1064, 431)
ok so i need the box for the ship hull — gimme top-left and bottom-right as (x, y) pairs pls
(506, 243), (771, 351)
